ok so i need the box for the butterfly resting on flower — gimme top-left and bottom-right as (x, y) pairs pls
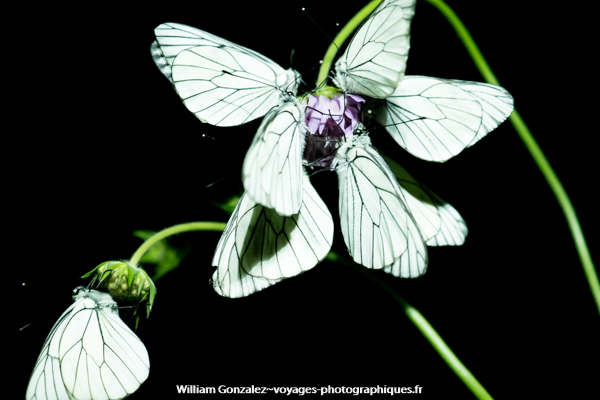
(151, 0), (514, 298)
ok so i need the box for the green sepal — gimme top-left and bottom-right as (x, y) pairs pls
(306, 85), (343, 99)
(82, 261), (157, 319)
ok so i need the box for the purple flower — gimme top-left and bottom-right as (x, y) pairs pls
(302, 93), (365, 168)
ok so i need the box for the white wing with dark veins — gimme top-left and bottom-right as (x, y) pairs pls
(26, 288), (150, 400)
(334, 0), (416, 98)
(151, 22), (300, 126)
(382, 154), (467, 246)
(212, 172), (334, 298)
(378, 75), (514, 162)
(335, 133), (427, 277)
(242, 100), (306, 216)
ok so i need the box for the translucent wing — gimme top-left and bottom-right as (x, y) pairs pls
(378, 75), (514, 162)
(335, 133), (427, 277)
(382, 154), (468, 246)
(151, 22), (231, 82)
(26, 288), (150, 400)
(334, 0), (416, 98)
(212, 172), (334, 298)
(151, 23), (300, 127)
(27, 302), (78, 400)
(383, 214), (427, 278)
(242, 100), (306, 216)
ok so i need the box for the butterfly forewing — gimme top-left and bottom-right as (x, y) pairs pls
(456, 82), (515, 145)
(151, 22), (232, 82)
(152, 22), (299, 127)
(335, 134), (427, 276)
(243, 100), (305, 216)
(379, 76), (514, 162)
(334, 0), (416, 98)
(26, 302), (78, 400)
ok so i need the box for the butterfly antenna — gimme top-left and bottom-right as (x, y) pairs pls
(86, 275), (97, 290)
(202, 134), (226, 145)
(302, 8), (338, 51)
(304, 166), (330, 177)
(89, 267), (112, 291)
(205, 178), (223, 189)
(20, 322), (34, 331)
(292, 64), (323, 95)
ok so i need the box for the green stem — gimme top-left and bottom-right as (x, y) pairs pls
(424, 0), (599, 315)
(315, 0), (382, 87)
(145, 218), (493, 396)
(327, 252), (493, 400)
(129, 221), (226, 266)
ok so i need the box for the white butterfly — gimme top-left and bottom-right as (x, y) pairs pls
(212, 171), (334, 298)
(152, 22), (305, 215)
(26, 287), (149, 400)
(333, 0), (416, 99)
(151, 22), (300, 127)
(333, 131), (428, 277)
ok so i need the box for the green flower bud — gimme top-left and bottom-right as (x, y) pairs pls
(82, 261), (156, 319)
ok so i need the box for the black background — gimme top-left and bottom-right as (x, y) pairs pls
(14, 1), (598, 399)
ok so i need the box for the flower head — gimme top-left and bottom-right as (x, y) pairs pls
(302, 90), (365, 168)
(82, 261), (156, 318)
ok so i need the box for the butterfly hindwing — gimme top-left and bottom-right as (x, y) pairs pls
(382, 154), (468, 246)
(212, 172), (333, 298)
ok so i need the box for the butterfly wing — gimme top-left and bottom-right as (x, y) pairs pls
(151, 22), (231, 82)
(151, 23), (299, 126)
(26, 302), (78, 400)
(242, 100), (306, 216)
(26, 290), (150, 400)
(382, 154), (467, 246)
(58, 291), (149, 400)
(335, 134), (427, 277)
(382, 213), (427, 278)
(334, 0), (416, 98)
(212, 172), (334, 298)
(378, 75), (514, 161)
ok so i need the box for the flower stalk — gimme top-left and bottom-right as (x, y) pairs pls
(130, 217), (493, 398)
(129, 221), (226, 269)
(423, 0), (599, 315)
(327, 252), (494, 400)
(316, 0), (383, 87)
